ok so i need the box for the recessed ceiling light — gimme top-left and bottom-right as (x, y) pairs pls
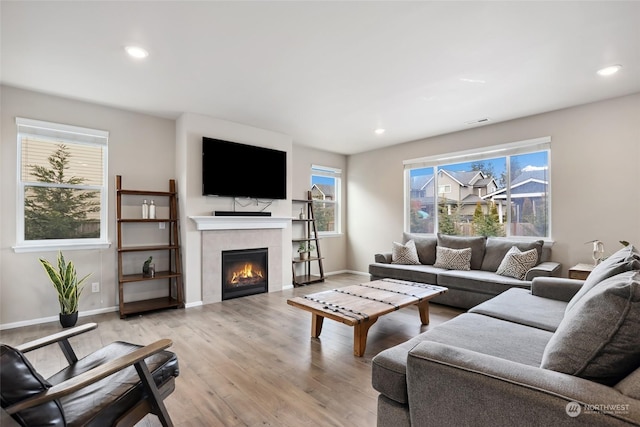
(125, 45), (149, 59)
(374, 128), (385, 135)
(597, 64), (622, 76)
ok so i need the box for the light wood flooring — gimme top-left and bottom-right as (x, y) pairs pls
(1, 273), (463, 427)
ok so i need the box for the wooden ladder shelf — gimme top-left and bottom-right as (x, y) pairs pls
(291, 191), (325, 286)
(115, 175), (185, 318)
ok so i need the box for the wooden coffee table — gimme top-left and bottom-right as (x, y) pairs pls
(287, 279), (447, 356)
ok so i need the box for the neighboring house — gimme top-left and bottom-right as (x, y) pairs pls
(411, 170), (502, 220)
(311, 183), (334, 201)
(484, 168), (549, 224)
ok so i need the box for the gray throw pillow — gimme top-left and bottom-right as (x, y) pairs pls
(541, 271), (640, 385)
(496, 246), (538, 280)
(437, 234), (486, 270)
(481, 238), (543, 272)
(566, 244), (640, 312)
(433, 246), (472, 271)
(403, 232), (437, 265)
(391, 240), (421, 265)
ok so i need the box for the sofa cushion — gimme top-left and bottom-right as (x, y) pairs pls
(566, 244), (640, 312)
(0, 344), (65, 426)
(369, 263), (443, 285)
(469, 288), (567, 332)
(433, 246), (471, 271)
(437, 269), (531, 296)
(391, 240), (420, 265)
(481, 238), (543, 272)
(615, 366), (640, 399)
(437, 234), (486, 270)
(402, 233), (437, 265)
(541, 271), (640, 385)
(496, 247), (538, 280)
(372, 313), (553, 405)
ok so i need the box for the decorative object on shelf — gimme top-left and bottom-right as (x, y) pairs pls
(142, 256), (154, 277)
(299, 207), (306, 220)
(149, 200), (156, 219)
(38, 251), (91, 328)
(586, 240), (605, 266)
(142, 199), (149, 219)
(298, 242), (315, 260)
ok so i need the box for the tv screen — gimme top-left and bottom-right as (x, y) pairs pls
(202, 137), (287, 199)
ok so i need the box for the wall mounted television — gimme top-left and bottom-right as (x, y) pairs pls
(202, 137), (287, 200)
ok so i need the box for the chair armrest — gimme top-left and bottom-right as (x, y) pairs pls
(5, 339), (173, 415)
(531, 277), (584, 302)
(374, 252), (392, 263)
(524, 261), (561, 281)
(407, 341), (640, 425)
(16, 323), (98, 353)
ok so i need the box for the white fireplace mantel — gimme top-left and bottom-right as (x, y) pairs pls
(189, 215), (291, 231)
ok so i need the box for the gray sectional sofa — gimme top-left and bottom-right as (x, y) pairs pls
(369, 233), (561, 309)
(372, 244), (640, 426)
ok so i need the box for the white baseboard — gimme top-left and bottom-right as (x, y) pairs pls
(326, 269), (369, 277)
(0, 306), (118, 331)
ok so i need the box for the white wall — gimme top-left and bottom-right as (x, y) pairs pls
(347, 93), (640, 275)
(175, 113), (293, 306)
(0, 85), (176, 327)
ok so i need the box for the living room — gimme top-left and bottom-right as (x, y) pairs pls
(1, 1), (639, 426)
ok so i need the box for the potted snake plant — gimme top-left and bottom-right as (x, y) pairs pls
(39, 251), (91, 328)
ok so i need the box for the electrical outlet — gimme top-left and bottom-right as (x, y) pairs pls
(92, 282), (100, 293)
(159, 222), (166, 230)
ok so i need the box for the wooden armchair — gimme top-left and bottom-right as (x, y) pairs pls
(1, 323), (179, 426)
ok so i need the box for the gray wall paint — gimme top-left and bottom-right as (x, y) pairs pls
(347, 93), (640, 276)
(1, 85), (175, 326)
(291, 145), (349, 275)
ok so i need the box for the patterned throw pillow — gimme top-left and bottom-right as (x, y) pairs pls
(433, 246), (472, 270)
(496, 246), (538, 280)
(391, 240), (421, 265)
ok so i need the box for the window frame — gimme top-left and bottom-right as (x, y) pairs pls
(13, 117), (110, 253)
(310, 164), (342, 236)
(404, 136), (552, 240)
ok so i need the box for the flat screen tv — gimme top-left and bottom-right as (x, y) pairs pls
(202, 137), (287, 199)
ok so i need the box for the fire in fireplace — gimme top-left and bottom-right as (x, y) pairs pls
(221, 248), (268, 300)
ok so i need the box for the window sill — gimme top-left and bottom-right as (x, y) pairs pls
(318, 232), (342, 238)
(13, 241), (112, 253)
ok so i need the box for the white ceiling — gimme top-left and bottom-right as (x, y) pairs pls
(2, 1), (639, 155)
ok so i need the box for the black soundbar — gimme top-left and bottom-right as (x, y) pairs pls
(214, 211), (272, 217)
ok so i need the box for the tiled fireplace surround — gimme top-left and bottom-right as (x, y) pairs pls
(194, 217), (287, 304)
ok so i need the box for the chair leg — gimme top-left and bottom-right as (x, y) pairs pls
(134, 361), (173, 427)
(57, 339), (79, 364)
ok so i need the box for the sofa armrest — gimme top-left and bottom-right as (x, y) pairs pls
(375, 252), (392, 264)
(531, 277), (585, 302)
(407, 341), (640, 426)
(524, 261), (561, 280)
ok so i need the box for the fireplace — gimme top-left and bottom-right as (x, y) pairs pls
(222, 248), (268, 300)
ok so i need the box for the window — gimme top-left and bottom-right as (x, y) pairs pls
(311, 165), (341, 235)
(15, 118), (109, 252)
(438, 184), (451, 194)
(405, 137), (551, 239)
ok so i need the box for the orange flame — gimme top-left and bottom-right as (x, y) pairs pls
(230, 263), (264, 284)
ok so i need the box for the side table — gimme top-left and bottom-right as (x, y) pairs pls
(568, 263), (595, 280)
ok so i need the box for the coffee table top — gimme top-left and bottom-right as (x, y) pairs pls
(287, 279), (447, 326)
